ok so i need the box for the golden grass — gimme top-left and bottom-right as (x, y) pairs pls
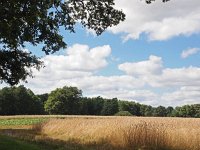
(33, 117), (200, 150)
(1, 116), (200, 150)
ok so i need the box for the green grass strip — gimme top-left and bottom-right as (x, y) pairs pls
(0, 118), (48, 126)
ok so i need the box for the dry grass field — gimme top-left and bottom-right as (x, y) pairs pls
(0, 116), (200, 150)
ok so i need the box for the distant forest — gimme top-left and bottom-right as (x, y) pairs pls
(0, 85), (200, 117)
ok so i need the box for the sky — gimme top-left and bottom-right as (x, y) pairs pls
(2, 0), (200, 107)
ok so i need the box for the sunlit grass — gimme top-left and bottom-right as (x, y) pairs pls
(0, 116), (200, 150)
(36, 117), (200, 150)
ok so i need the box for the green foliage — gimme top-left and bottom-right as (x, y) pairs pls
(0, 135), (43, 150)
(0, 85), (44, 115)
(1, 85), (200, 118)
(175, 104), (200, 118)
(115, 111), (133, 116)
(0, 118), (47, 126)
(0, 50), (42, 86)
(153, 106), (167, 117)
(166, 106), (174, 117)
(118, 101), (140, 116)
(193, 104), (200, 118)
(78, 96), (104, 115)
(101, 98), (119, 115)
(90, 97), (105, 115)
(44, 86), (82, 115)
(0, 0), (125, 85)
(139, 104), (154, 116)
(37, 93), (49, 105)
(170, 107), (180, 117)
(37, 93), (49, 114)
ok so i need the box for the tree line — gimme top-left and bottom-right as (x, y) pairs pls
(0, 85), (200, 117)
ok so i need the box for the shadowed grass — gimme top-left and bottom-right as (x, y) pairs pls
(0, 134), (45, 150)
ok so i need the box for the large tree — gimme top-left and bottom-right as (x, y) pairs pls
(0, 85), (43, 115)
(44, 86), (82, 114)
(0, 0), (125, 85)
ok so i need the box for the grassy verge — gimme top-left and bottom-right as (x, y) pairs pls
(0, 135), (46, 150)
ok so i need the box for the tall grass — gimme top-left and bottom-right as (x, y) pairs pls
(32, 117), (200, 150)
(1, 116), (200, 149)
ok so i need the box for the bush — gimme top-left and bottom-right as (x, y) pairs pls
(115, 111), (133, 116)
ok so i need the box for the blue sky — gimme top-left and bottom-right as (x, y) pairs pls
(2, 0), (200, 106)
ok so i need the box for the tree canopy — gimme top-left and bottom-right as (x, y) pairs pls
(0, 85), (200, 118)
(0, 0), (125, 85)
(44, 86), (82, 114)
(0, 85), (43, 115)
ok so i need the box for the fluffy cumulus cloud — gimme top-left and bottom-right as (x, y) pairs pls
(161, 86), (200, 106)
(24, 44), (111, 93)
(76, 75), (144, 92)
(148, 67), (200, 87)
(118, 55), (200, 106)
(42, 44), (111, 72)
(31, 44), (112, 81)
(110, 0), (200, 41)
(181, 48), (200, 58)
(23, 44), (146, 104)
(2, 44), (198, 106)
(119, 55), (200, 88)
(20, 44), (155, 105)
(118, 55), (163, 76)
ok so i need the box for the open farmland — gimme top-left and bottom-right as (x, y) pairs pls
(0, 116), (200, 150)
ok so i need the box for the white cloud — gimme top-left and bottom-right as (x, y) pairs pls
(87, 89), (158, 106)
(117, 55), (200, 106)
(161, 86), (200, 106)
(110, 0), (200, 41)
(44, 44), (111, 71)
(2, 50), (198, 107)
(118, 55), (163, 76)
(181, 48), (200, 58)
(119, 56), (200, 88)
(147, 67), (200, 88)
(76, 75), (144, 92)
(31, 44), (111, 81)
(22, 44), (111, 93)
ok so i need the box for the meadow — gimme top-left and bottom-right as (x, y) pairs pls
(0, 115), (200, 150)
